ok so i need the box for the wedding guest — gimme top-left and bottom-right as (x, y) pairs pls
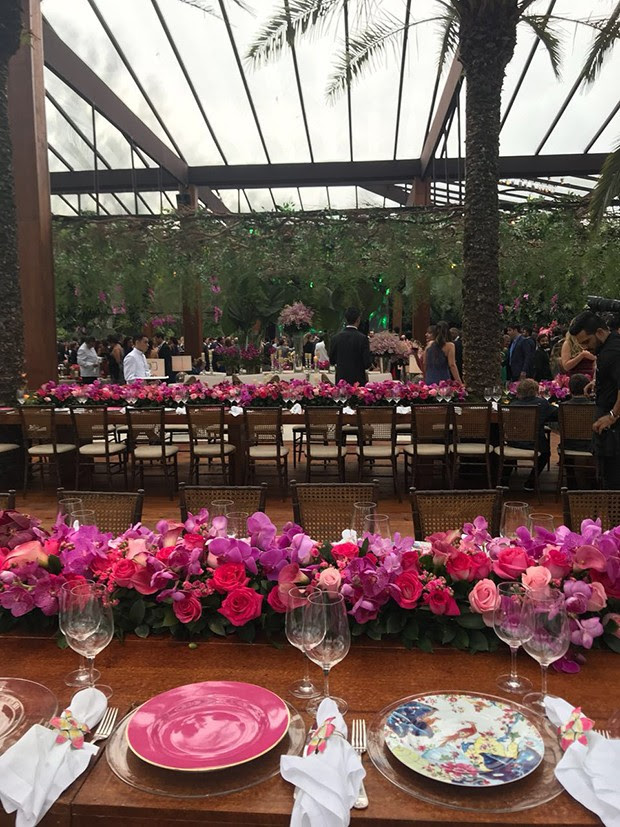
(314, 335), (329, 365)
(328, 307), (372, 385)
(302, 333), (316, 360)
(154, 332), (173, 381)
(67, 341), (78, 367)
(532, 333), (552, 381)
(560, 332), (596, 378)
(424, 321), (461, 384)
(506, 323), (532, 380)
(122, 336), (134, 358)
(107, 335), (123, 384)
(509, 378), (555, 492)
(77, 337), (100, 384)
(123, 335), (151, 382)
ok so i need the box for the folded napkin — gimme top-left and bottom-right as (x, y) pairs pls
(229, 405), (244, 417)
(290, 403), (303, 415)
(280, 698), (365, 827)
(396, 405), (411, 414)
(0, 688), (107, 827)
(342, 406), (355, 416)
(545, 696), (620, 827)
(175, 406), (185, 415)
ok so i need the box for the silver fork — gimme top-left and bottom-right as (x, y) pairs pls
(90, 707), (118, 745)
(351, 719), (368, 809)
(595, 729), (611, 739)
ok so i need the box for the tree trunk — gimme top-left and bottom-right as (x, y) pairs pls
(459, 3), (519, 395)
(0, 1), (24, 404)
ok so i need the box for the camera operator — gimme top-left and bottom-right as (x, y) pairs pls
(569, 310), (620, 488)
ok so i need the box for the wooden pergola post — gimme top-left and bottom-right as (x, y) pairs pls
(179, 185), (203, 359)
(407, 178), (431, 342)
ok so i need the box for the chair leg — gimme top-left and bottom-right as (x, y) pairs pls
(122, 453), (128, 489)
(556, 451), (564, 500)
(282, 457), (288, 500)
(305, 455), (311, 482)
(22, 452), (30, 497)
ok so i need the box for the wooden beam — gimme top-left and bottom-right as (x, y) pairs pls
(407, 179), (431, 340)
(419, 55), (464, 179)
(8, 0), (57, 389)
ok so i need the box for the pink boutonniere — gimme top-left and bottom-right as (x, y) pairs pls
(558, 706), (594, 751)
(49, 709), (90, 749)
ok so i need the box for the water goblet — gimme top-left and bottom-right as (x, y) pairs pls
(493, 582), (532, 694)
(71, 509), (96, 527)
(209, 499), (234, 518)
(484, 387), (493, 403)
(59, 582), (114, 698)
(362, 513), (391, 540)
(284, 587), (320, 701)
(227, 511), (249, 538)
(492, 385), (502, 403)
(351, 502), (376, 537)
(500, 501), (530, 538)
(16, 388), (26, 405)
(303, 591), (351, 716)
(58, 498), (82, 525)
(528, 513), (555, 535)
(522, 589), (570, 715)
(59, 581), (101, 688)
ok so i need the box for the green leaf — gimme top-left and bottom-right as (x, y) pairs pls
(403, 618), (419, 641)
(417, 636), (434, 653)
(441, 625), (457, 645)
(134, 623), (150, 639)
(208, 617), (227, 637)
(604, 633), (620, 654)
(160, 608), (178, 628)
(454, 627), (469, 650)
(387, 613), (407, 635)
(47, 554), (62, 575)
(456, 613), (485, 629)
(365, 624), (383, 641)
(129, 598), (146, 627)
(236, 623), (256, 643)
(469, 630), (490, 652)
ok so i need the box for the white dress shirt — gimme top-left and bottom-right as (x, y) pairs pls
(314, 340), (329, 362)
(123, 348), (151, 382)
(77, 343), (100, 378)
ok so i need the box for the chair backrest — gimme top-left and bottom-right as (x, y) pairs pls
(559, 403), (597, 443)
(71, 407), (110, 443)
(356, 407), (396, 445)
(0, 490), (16, 511)
(56, 487), (144, 534)
(304, 407), (343, 451)
(453, 403), (491, 444)
(498, 404), (539, 448)
(126, 408), (166, 450)
(243, 408), (283, 446)
(411, 405), (451, 442)
(20, 406), (57, 442)
(410, 487), (504, 538)
(561, 488), (620, 532)
(186, 405), (226, 444)
(290, 479), (379, 544)
(179, 483), (268, 521)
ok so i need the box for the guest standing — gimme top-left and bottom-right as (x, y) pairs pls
(154, 332), (173, 381)
(506, 323), (533, 380)
(424, 321), (461, 384)
(532, 333), (552, 381)
(560, 332), (596, 378)
(328, 307), (372, 385)
(509, 378), (555, 492)
(107, 336), (124, 384)
(77, 337), (100, 384)
(314, 335), (329, 365)
(123, 335), (151, 382)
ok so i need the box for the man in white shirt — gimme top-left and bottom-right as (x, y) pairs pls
(123, 335), (151, 383)
(77, 337), (100, 384)
(314, 335), (329, 364)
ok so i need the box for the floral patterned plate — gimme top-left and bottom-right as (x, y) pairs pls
(384, 692), (544, 787)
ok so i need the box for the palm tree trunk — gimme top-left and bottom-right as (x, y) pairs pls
(459, 5), (519, 395)
(0, 1), (25, 404)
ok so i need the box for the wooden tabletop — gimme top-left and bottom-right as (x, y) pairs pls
(1, 633), (616, 827)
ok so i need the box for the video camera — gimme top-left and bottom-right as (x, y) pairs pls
(587, 296), (620, 314)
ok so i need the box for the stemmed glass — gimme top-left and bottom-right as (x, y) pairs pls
(59, 580), (101, 688)
(284, 588), (320, 701)
(71, 509), (96, 527)
(493, 583), (532, 694)
(500, 501), (530, 538)
(16, 388), (26, 405)
(522, 589), (570, 714)
(210, 499), (234, 518)
(484, 387), (493, 403)
(492, 386), (502, 404)
(528, 513), (555, 534)
(303, 591), (351, 716)
(227, 511), (249, 538)
(351, 502), (376, 537)
(58, 498), (82, 525)
(59, 582), (114, 698)
(362, 513), (392, 540)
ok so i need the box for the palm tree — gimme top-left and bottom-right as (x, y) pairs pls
(246, 1), (612, 393)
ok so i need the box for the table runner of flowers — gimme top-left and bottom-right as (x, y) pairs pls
(0, 509), (617, 670)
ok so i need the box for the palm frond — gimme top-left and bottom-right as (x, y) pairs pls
(175, 0), (250, 14)
(581, 0), (620, 84)
(521, 13), (563, 78)
(435, 11), (459, 77)
(589, 140), (620, 226)
(245, 0), (341, 67)
(326, 15), (444, 101)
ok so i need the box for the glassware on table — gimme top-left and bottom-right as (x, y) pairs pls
(16, 388), (26, 405)
(528, 513), (555, 534)
(521, 589), (570, 714)
(493, 583), (532, 694)
(303, 590), (351, 716)
(227, 511), (249, 538)
(492, 385), (502, 403)
(59, 580), (101, 688)
(57, 498), (83, 524)
(362, 513), (391, 540)
(500, 501), (530, 538)
(484, 387), (493, 403)
(71, 509), (96, 527)
(59, 581), (114, 698)
(284, 588), (320, 701)
(209, 499), (234, 518)
(351, 502), (376, 537)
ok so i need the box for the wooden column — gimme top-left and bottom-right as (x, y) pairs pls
(407, 178), (431, 342)
(179, 185), (203, 359)
(8, 0), (57, 389)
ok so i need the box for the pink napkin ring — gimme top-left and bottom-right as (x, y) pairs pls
(49, 709), (90, 749)
(306, 717), (343, 756)
(558, 706), (594, 751)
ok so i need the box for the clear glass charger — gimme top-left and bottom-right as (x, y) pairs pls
(0, 677), (58, 752)
(106, 701), (305, 797)
(367, 690), (563, 813)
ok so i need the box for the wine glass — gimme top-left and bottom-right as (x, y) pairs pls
(209, 499), (234, 518)
(522, 589), (570, 714)
(351, 502), (376, 537)
(484, 387), (493, 403)
(16, 388), (26, 405)
(493, 583), (532, 694)
(528, 513), (555, 534)
(492, 385), (502, 404)
(284, 588), (320, 701)
(500, 501), (530, 538)
(303, 591), (351, 716)
(58, 498), (82, 525)
(59, 582), (114, 698)
(59, 581), (101, 688)
(362, 513), (392, 540)
(71, 509), (96, 527)
(227, 511), (249, 538)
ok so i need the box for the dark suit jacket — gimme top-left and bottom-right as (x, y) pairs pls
(158, 342), (173, 379)
(328, 326), (372, 385)
(509, 335), (533, 380)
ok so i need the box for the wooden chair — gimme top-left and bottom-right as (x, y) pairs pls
(403, 405), (452, 491)
(0, 490), (16, 510)
(304, 407), (345, 482)
(451, 403), (493, 488)
(410, 487), (504, 539)
(494, 405), (541, 500)
(71, 407), (127, 490)
(186, 405), (235, 485)
(126, 408), (179, 499)
(290, 479), (379, 544)
(57, 487), (144, 534)
(355, 407), (400, 498)
(20, 405), (77, 495)
(557, 403), (597, 495)
(561, 487), (620, 532)
(179, 483), (268, 521)
(243, 408), (288, 498)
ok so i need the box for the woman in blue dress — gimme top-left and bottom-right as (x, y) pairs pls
(424, 321), (462, 384)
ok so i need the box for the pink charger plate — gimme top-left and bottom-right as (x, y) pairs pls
(126, 681), (290, 772)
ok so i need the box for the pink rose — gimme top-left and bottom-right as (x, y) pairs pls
(130, 565), (159, 595)
(469, 551), (492, 580)
(392, 571), (423, 609)
(212, 563), (249, 593)
(400, 551), (420, 572)
(540, 546), (572, 579)
(218, 586), (263, 627)
(522, 565), (552, 592)
(603, 613), (620, 638)
(468, 579), (500, 614)
(426, 589), (460, 616)
(111, 558), (139, 587)
(182, 533), (206, 551)
(156, 546), (175, 563)
(267, 585), (287, 613)
(587, 581), (607, 612)
(331, 541), (359, 561)
(446, 551), (475, 582)
(492, 547), (532, 580)
(318, 567), (342, 595)
(173, 592), (202, 624)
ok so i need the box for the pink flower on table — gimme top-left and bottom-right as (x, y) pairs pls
(522, 565), (552, 592)
(573, 545), (607, 573)
(424, 581), (459, 616)
(0, 584), (35, 616)
(173, 592), (202, 624)
(212, 563), (249, 593)
(391, 571), (423, 609)
(603, 612), (620, 638)
(492, 547), (533, 580)
(267, 585), (288, 613)
(218, 586), (263, 626)
(468, 579), (500, 615)
(400, 550), (420, 572)
(539, 546), (572, 579)
(318, 567), (341, 596)
(331, 541), (360, 562)
(111, 558), (139, 588)
(587, 581), (607, 612)
(570, 617), (603, 649)
(156, 520), (185, 548)
(2, 540), (48, 570)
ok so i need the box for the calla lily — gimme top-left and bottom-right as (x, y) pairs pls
(2, 540), (48, 569)
(573, 545), (607, 572)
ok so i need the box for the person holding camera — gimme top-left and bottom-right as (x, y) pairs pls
(569, 310), (620, 489)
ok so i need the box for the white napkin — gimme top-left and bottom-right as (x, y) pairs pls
(342, 406), (355, 415)
(0, 688), (107, 827)
(290, 403), (303, 415)
(229, 405), (244, 417)
(280, 698), (365, 827)
(175, 406), (185, 415)
(396, 405), (411, 414)
(545, 696), (620, 827)
(341, 529), (357, 543)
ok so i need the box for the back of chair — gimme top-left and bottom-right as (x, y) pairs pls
(562, 488), (620, 532)
(356, 407), (396, 445)
(71, 407), (109, 443)
(20, 406), (56, 442)
(291, 480), (379, 544)
(304, 407), (342, 447)
(411, 405), (451, 442)
(0, 490), (16, 511)
(179, 483), (268, 521)
(126, 408), (166, 452)
(244, 408), (283, 446)
(410, 487), (504, 538)
(56, 488), (144, 534)
(559, 403), (597, 443)
(498, 404), (539, 448)
(186, 404), (226, 444)
(454, 403), (491, 444)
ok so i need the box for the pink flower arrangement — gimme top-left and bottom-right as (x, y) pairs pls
(369, 331), (411, 358)
(278, 302), (314, 329)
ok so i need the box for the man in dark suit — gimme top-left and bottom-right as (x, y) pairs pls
(506, 323), (532, 380)
(154, 332), (173, 381)
(329, 307), (372, 385)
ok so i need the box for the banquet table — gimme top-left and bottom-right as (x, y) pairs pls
(193, 371), (393, 387)
(0, 632), (617, 827)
